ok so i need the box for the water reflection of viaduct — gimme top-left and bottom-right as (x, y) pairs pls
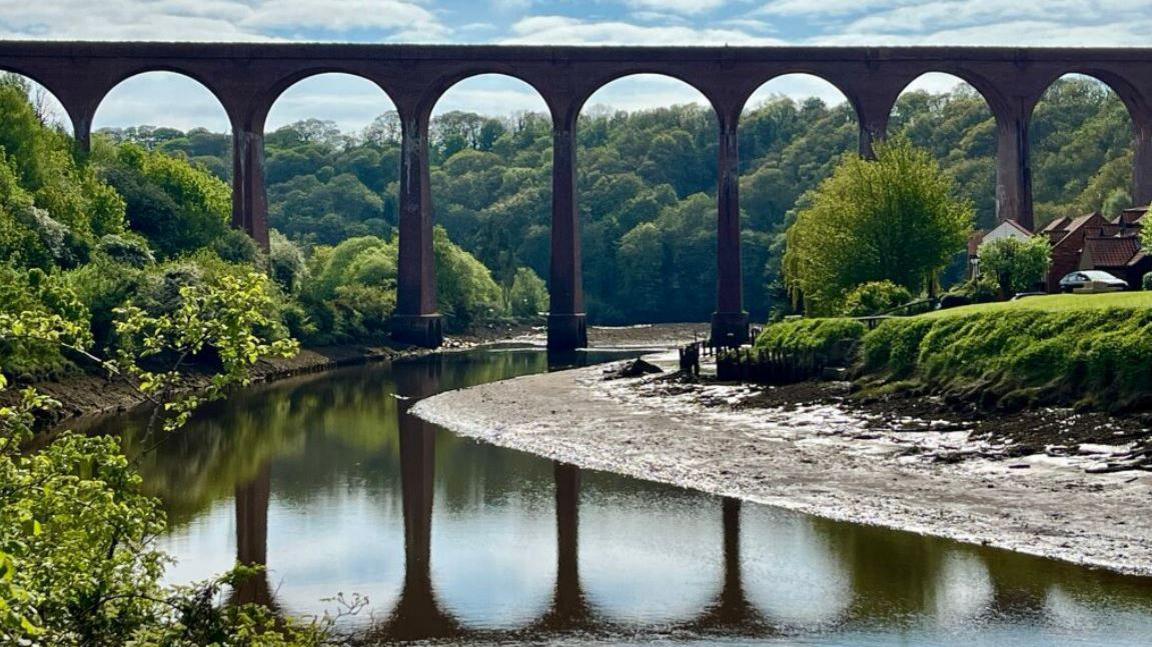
(225, 359), (1143, 640)
(4, 43), (1152, 349)
(233, 463), (765, 642)
(228, 358), (775, 641)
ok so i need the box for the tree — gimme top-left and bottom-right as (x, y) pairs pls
(100, 143), (230, 259)
(0, 275), (335, 646)
(506, 267), (548, 319)
(783, 138), (973, 315)
(978, 236), (1052, 297)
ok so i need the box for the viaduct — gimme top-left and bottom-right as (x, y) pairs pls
(1, 42), (1150, 349)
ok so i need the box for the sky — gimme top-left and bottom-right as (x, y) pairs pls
(2, 0), (1148, 133)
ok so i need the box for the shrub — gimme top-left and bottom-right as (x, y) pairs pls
(754, 317), (867, 357)
(269, 229), (308, 293)
(507, 267), (549, 320)
(0, 265), (91, 379)
(841, 280), (913, 316)
(1144, 272), (1152, 291)
(63, 257), (144, 352)
(96, 233), (154, 268)
(434, 226), (505, 330)
(859, 307), (1152, 411)
(212, 227), (262, 265)
(977, 236), (1051, 296)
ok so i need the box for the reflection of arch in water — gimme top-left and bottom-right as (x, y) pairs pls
(577, 481), (724, 625)
(675, 498), (772, 635)
(739, 507), (852, 627)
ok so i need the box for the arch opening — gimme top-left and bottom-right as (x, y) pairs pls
(91, 71), (237, 261)
(264, 72), (401, 248)
(888, 73), (999, 289)
(424, 73), (554, 333)
(94, 71), (231, 172)
(576, 73), (719, 326)
(739, 74), (858, 319)
(1030, 73), (1141, 225)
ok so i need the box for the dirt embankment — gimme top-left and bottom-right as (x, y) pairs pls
(412, 351), (1152, 576)
(6, 322), (707, 426)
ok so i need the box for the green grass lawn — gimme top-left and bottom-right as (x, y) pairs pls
(921, 291), (1152, 318)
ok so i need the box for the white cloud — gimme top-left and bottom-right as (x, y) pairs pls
(490, 0), (532, 11)
(624, 0), (729, 15)
(0, 0), (450, 41)
(584, 74), (710, 113)
(241, 0), (450, 39)
(755, 0), (911, 17)
(502, 15), (785, 46)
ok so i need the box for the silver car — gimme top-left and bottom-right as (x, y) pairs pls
(1058, 270), (1127, 292)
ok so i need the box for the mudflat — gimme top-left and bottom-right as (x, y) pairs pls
(413, 351), (1152, 576)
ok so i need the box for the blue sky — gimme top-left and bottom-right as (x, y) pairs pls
(3, 0), (1148, 132)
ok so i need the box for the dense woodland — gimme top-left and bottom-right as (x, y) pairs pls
(99, 76), (1138, 323)
(0, 73), (1137, 381)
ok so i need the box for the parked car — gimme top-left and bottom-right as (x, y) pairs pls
(1058, 270), (1127, 293)
(1010, 291), (1047, 301)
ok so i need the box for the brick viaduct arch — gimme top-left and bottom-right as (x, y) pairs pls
(3, 42), (1149, 349)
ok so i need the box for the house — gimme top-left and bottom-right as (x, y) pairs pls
(969, 208), (1151, 292)
(967, 219), (1033, 280)
(1044, 208), (1150, 291)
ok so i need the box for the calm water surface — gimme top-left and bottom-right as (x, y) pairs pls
(86, 347), (1152, 645)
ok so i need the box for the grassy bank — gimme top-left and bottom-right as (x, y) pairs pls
(756, 294), (1152, 411)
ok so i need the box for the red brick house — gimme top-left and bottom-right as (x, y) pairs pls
(1042, 207), (1150, 291)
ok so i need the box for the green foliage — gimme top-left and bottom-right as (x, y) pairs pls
(0, 265), (90, 379)
(269, 229), (309, 294)
(298, 236), (396, 343)
(1144, 272), (1152, 291)
(434, 225), (505, 329)
(506, 266), (549, 319)
(859, 302), (1152, 411)
(99, 143), (230, 259)
(753, 317), (867, 356)
(213, 227), (264, 265)
(841, 280), (914, 317)
(0, 286), (321, 645)
(784, 138), (973, 315)
(61, 256), (144, 353)
(978, 236), (1052, 296)
(114, 271), (298, 431)
(95, 233), (154, 268)
(0, 76), (126, 270)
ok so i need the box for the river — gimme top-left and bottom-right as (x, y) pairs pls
(82, 346), (1152, 645)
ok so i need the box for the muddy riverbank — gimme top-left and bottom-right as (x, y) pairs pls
(11, 322), (706, 425)
(413, 351), (1152, 577)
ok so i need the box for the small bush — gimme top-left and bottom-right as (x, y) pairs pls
(64, 257), (144, 352)
(754, 318), (867, 357)
(269, 229), (307, 293)
(841, 280), (913, 316)
(212, 228), (262, 265)
(1143, 272), (1152, 291)
(507, 267), (549, 320)
(97, 233), (154, 268)
(0, 265), (90, 379)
